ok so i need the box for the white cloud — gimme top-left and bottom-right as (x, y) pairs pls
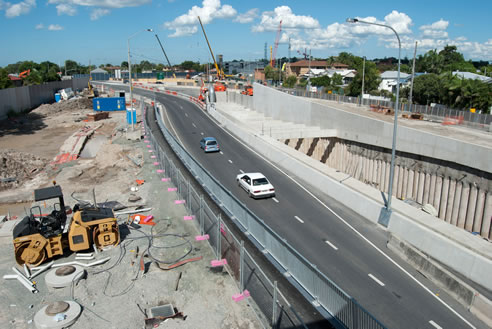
(168, 26), (198, 38)
(90, 8), (109, 20)
(56, 3), (76, 15)
(35, 23), (44, 29)
(252, 6), (319, 33)
(48, 24), (63, 30)
(163, 0), (237, 37)
(234, 8), (258, 24)
(419, 19), (449, 39)
(5, 0), (35, 18)
(47, 0), (150, 9)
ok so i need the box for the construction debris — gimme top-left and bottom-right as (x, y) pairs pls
(0, 149), (49, 191)
(45, 265), (85, 289)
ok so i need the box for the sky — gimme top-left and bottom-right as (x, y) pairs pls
(0, 0), (491, 67)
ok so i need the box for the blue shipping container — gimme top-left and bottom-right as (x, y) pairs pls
(93, 97), (126, 111)
(126, 109), (137, 124)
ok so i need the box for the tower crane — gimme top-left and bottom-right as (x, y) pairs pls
(271, 20), (282, 67)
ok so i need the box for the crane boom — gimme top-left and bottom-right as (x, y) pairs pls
(271, 20), (282, 67)
(197, 16), (222, 79)
(154, 34), (176, 78)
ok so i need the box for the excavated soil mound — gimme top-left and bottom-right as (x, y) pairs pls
(0, 149), (49, 191)
(33, 97), (93, 116)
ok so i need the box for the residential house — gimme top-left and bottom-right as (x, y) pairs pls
(452, 71), (492, 84)
(286, 60), (329, 77)
(379, 71), (410, 93)
(303, 68), (357, 85)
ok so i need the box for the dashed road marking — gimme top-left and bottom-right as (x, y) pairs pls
(429, 321), (442, 329)
(368, 274), (385, 287)
(294, 216), (304, 224)
(220, 151), (224, 155)
(324, 240), (338, 250)
(184, 112), (188, 116)
(200, 132), (204, 135)
(192, 123), (196, 128)
(228, 159), (233, 164)
(239, 169), (244, 173)
(272, 197), (279, 203)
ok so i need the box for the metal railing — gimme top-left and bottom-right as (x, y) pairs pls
(145, 98), (386, 329)
(277, 88), (492, 132)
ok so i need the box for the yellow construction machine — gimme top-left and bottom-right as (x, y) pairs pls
(13, 184), (120, 267)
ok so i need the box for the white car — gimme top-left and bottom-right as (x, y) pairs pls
(236, 173), (275, 199)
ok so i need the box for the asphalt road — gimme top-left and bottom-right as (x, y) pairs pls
(117, 84), (486, 329)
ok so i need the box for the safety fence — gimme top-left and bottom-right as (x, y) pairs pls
(143, 104), (305, 328)
(144, 98), (387, 329)
(278, 88), (492, 132)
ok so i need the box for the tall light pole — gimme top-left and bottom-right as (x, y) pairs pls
(360, 56), (366, 106)
(128, 28), (153, 131)
(408, 41), (418, 113)
(347, 17), (401, 217)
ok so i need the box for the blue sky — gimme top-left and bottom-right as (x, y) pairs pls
(0, 0), (491, 67)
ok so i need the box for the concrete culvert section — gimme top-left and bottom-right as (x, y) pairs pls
(45, 265), (85, 288)
(33, 300), (82, 329)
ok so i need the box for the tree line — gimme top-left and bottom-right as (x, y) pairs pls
(279, 46), (491, 113)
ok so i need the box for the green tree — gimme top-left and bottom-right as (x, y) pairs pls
(0, 68), (13, 89)
(121, 61), (128, 69)
(139, 60), (153, 71)
(346, 60), (381, 97)
(310, 75), (331, 88)
(180, 61), (197, 71)
(23, 70), (42, 85)
(283, 75), (297, 88)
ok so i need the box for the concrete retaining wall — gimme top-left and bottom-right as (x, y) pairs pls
(282, 137), (492, 240)
(252, 83), (492, 174)
(208, 104), (492, 293)
(0, 77), (90, 119)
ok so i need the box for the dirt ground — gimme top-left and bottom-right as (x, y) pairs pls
(0, 94), (263, 328)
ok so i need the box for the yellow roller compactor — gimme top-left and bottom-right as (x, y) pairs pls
(13, 184), (120, 267)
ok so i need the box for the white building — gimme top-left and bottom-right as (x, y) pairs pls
(378, 71), (410, 93)
(303, 68), (357, 85)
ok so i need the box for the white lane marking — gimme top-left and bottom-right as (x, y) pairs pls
(192, 123), (196, 128)
(272, 197), (279, 203)
(220, 151), (224, 155)
(294, 216), (304, 224)
(184, 112), (187, 116)
(162, 103), (185, 146)
(228, 159), (233, 164)
(429, 321), (443, 329)
(200, 132), (204, 135)
(368, 274), (385, 287)
(239, 169), (244, 174)
(209, 109), (476, 328)
(324, 240), (338, 250)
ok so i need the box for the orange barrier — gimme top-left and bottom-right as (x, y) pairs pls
(442, 115), (464, 125)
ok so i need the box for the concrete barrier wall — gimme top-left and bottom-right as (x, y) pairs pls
(252, 83), (492, 174)
(0, 77), (90, 120)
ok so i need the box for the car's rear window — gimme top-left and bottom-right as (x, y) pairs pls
(253, 178), (268, 186)
(207, 141), (217, 145)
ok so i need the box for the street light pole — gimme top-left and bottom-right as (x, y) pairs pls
(347, 18), (401, 215)
(128, 28), (153, 131)
(360, 56), (365, 106)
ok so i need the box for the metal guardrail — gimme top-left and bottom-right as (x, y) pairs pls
(146, 96), (387, 329)
(278, 88), (492, 132)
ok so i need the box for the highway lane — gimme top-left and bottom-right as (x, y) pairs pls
(134, 87), (485, 329)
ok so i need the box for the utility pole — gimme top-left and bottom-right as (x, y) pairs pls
(288, 38), (291, 61)
(408, 41), (418, 112)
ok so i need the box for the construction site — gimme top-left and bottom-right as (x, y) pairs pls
(0, 88), (265, 329)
